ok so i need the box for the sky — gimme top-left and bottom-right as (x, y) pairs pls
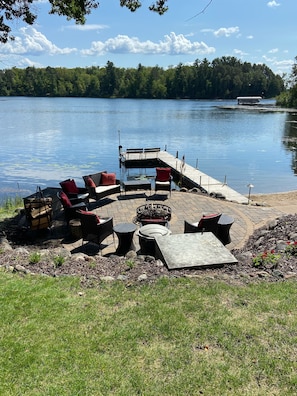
(0, 0), (296, 76)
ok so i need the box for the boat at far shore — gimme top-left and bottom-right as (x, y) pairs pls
(218, 96), (297, 113)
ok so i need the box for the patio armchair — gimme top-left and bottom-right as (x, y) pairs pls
(155, 167), (172, 196)
(78, 210), (114, 250)
(59, 179), (89, 203)
(57, 191), (87, 223)
(184, 213), (222, 236)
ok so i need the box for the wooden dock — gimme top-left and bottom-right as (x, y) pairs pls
(121, 149), (249, 204)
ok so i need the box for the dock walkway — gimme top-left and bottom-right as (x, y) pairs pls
(122, 149), (248, 204)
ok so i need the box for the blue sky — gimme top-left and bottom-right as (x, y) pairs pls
(0, 0), (295, 76)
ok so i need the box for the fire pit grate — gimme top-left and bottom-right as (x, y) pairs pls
(134, 203), (172, 225)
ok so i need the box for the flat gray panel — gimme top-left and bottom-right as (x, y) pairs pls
(155, 233), (238, 270)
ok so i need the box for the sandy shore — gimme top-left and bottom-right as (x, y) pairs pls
(250, 190), (297, 214)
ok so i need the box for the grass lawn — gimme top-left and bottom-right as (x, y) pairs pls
(0, 272), (297, 395)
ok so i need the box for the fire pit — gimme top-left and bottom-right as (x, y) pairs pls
(135, 203), (172, 226)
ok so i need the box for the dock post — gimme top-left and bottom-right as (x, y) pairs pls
(176, 151), (178, 158)
(118, 145), (123, 168)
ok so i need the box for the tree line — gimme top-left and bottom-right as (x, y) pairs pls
(0, 56), (284, 100)
(276, 56), (297, 108)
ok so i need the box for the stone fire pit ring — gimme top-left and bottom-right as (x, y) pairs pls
(134, 203), (172, 225)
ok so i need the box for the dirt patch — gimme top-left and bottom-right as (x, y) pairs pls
(250, 191), (297, 213)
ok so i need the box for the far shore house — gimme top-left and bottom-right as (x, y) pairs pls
(237, 96), (262, 105)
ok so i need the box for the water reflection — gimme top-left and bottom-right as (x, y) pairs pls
(282, 113), (297, 174)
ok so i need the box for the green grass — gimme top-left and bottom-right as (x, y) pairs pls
(0, 196), (23, 221)
(0, 273), (297, 395)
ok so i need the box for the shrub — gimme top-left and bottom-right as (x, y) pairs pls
(29, 252), (41, 264)
(252, 250), (280, 268)
(53, 255), (65, 268)
(285, 241), (297, 256)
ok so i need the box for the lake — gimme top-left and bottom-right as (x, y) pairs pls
(1, 96), (297, 202)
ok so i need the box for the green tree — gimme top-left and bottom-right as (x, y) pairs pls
(276, 56), (297, 108)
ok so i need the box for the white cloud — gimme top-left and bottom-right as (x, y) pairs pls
(0, 27), (77, 56)
(268, 48), (279, 54)
(18, 57), (44, 68)
(246, 35), (253, 40)
(213, 26), (240, 38)
(262, 55), (293, 74)
(66, 24), (108, 31)
(81, 32), (216, 56)
(267, 1), (280, 7)
(233, 49), (248, 57)
(200, 28), (214, 33)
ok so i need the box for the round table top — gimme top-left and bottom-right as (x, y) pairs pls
(138, 224), (171, 238)
(113, 222), (137, 234)
(218, 214), (234, 225)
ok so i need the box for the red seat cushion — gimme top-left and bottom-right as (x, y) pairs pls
(156, 167), (171, 182)
(61, 179), (78, 194)
(101, 172), (116, 186)
(80, 210), (100, 224)
(60, 191), (72, 208)
(86, 176), (96, 188)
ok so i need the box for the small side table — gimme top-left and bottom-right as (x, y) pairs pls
(122, 180), (151, 195)
(217, 214), (234, 245)
(113, 223), (137, 255)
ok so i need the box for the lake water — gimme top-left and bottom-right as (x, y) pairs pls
(1, 96), (297, 202)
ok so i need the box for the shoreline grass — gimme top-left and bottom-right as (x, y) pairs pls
(0, 273), (296, 395)
(0, 196), (23, 221)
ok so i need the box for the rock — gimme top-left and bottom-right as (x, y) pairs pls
(126, 250), (137, 259)
(144, 255), (155, 263)
(258, 229), (270, 237)
(276, 240), (288, 252)
(14, 264), (28, 274)
(138, 274), (148, 281)
(71, 253), (89, 261)
(15, 247), (30, 255)
(256, 271), (271, 278)
(117, 274), (128, 281)
(254, 237), (264, 248)
(267, 219), (278, 230)
(51, 247), (71, 258)
(236, 252), (253, 262)
(189, 187), (200, 194)
(155, 259), (164, 267)
(288, 232), (297, 241)
(100, 276), (115, 282)
(272, 269), (284, 278)
(284, 272), (297, 279)
(0, 240), (13, 252)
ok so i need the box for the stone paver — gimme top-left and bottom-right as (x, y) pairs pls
(76, 189), (290, 256)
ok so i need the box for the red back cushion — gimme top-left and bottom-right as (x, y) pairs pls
(156, 167), (171, 182)
(60, 191), (72, 208)
(101, 172), (116, 186)
(198, 213), (220, 228)
(61, 179), (78, 194)
(86, 176), (96, 188)
(80, 210), (100, 224)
